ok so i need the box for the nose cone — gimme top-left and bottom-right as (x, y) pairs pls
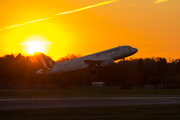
(132, 48), (138, 54)
(134, 48), (138, 53)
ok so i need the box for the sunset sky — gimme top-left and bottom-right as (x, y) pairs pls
(0, 0), (179, 61)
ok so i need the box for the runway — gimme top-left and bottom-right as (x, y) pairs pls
(0, 97), (180, 110)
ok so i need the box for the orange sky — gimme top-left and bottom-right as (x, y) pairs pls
(0, 0), (180, 61)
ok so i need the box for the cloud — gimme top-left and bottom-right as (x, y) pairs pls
(154, 0), (168, 4)
(0, 0), (118, 32)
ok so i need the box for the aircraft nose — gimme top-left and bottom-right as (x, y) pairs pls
(135, 48), (138, 52)
(133, 48), (138, 53)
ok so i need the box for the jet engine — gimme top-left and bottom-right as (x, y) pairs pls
(99, 59), (114, 67)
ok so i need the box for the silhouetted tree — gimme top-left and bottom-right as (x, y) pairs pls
(157, 58), (168, 75)
(178, 59), (180, 69)
(137, 58), (145, 84)
(0, 53), (180, 89)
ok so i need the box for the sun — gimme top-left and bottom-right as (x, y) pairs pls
(27, 41), (44, 54)
(20, 35), (52, 55)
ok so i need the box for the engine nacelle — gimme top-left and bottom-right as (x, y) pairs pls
(99, 59), (114, 67)
(81, 64), (89, 69)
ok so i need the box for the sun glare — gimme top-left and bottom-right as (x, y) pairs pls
(20, 35), (52, 55)
(27, 41), (43, 54)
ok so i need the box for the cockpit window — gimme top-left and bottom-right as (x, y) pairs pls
(128, 47), (132, 49)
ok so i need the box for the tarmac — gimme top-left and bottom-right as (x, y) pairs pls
(0, 97), (180, 110)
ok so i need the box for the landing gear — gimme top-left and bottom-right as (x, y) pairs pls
(123, 58), (127, 65)
(89, 64), (99, 74)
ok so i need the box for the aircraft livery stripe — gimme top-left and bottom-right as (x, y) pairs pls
(40, 57), (48, 69)
(50, 59), (55, 68)
(41, 53), (52, 68)
(35, 55), (45, 69)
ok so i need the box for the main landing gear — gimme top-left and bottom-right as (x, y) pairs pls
(123, 58), (127, 65)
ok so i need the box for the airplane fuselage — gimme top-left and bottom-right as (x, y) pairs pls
(36, 46), (138, 74)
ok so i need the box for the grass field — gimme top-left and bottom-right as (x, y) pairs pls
(0, 105), (180, 120)
(1, 89), (180, 99)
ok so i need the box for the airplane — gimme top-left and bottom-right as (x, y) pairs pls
(34, 45), (138, 74)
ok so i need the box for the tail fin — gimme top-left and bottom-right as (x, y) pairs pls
(34, 52), (55, 70)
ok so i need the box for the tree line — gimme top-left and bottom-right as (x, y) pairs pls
(0, 53), (180, 89)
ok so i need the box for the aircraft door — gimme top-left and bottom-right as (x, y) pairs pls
(119, 46), (122, 54)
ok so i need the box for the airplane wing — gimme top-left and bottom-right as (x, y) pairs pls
(84, 60), (103, 67)
(81, 59), (104, 70)
(84, 59), (114, 69)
